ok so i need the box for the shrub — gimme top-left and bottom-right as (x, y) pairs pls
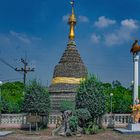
(60, 100), (75, 113)
(23, 80), (50, 127)
(84, 122), (99, 134)
(76, 75), (106, 120)
(23, 80), (50, 114)
(75, 108), (91, 127)
(69, 116), (78, 132)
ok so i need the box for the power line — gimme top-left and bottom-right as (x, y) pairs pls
(0, 57), (35, 85)
(1, 78), (22, 82)
(0, 58), (16, 70)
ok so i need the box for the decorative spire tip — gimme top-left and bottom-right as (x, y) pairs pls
(68, 0), (76, 42)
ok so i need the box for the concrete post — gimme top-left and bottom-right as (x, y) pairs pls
(133, 54), (139, 105)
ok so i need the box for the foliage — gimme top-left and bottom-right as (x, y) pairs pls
(76, 75), (106, 120)
(75, 108), (91, 127)
(69, 116), (78, 132)
(60, 100), (75, 113)
(1, 81), (24, 113)
(138, 86), (140, 99)
(112, 86), (132, 113)
(112, 80), (122, 88)
(23, 80), (50, 115)
(101, 83), (112, 112)
(103, 81), (132, 113)
(84, 121), (99, 135)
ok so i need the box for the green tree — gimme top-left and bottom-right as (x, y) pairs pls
(1, 81), (24, 113)
(103, 81), (132, 113)
(102, 83), (113, 112)
(76, 75), (106, 120)
(23, 80), (50, 115)
(138, 86), (140, 99)
(111, 86), (132, 113)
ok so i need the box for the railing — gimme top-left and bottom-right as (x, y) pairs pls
(0, 113), (131, 129)
(102, 114), (131, 128)
(0, 114), (27, 128)
(0, 113), (62, 129)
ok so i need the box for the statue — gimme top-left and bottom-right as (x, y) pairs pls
(63, 110), (73, 136)
(131, 104), (140, 123)
(130, 40), (140, 54)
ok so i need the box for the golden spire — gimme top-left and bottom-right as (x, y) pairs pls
(68, 0), (76, 41)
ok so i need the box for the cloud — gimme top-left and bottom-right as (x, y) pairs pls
(91, 33), (101, 44)
(78, 15), (89, 23)
(0, 31), (42, 48)
(104, 33), (120, 46)
(10, 30), (32, 45)
(104, 28), (135, 46)
(104, 19), (139, 46)
(121, 19), (138, 29)
(91, 17), (139, 46)
(0, 34), (11, 47)
(94, 16), (116, 28)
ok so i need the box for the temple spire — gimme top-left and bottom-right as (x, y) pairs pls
(68, 0), (76, 42)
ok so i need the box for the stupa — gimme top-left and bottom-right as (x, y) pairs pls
(49, 0), (87, 112)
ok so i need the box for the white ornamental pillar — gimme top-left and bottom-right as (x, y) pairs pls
(133, 54), (139, 105)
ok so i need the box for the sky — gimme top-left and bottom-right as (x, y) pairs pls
(0, 0), (140, 87)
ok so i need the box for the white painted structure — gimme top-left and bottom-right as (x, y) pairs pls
(133, 54), (139, 105)
(0, 113), (131, 129)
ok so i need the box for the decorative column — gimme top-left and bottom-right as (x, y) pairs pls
(133, 54), (139, 105)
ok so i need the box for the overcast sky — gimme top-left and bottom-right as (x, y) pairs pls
(0, 0), (140, 87)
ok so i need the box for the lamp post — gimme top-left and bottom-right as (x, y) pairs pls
(0, 81), (2, 124)
(110, 93), (113, 114)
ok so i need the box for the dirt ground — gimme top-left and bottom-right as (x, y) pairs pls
(1, 129), (140, 140)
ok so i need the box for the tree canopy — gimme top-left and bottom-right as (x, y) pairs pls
(76, 75), (106, 119)
(1, 81), (24, 113)
(23, 80), (50, 115)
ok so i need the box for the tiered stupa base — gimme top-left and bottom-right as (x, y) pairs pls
(49, 83), (79, 113)
(50, 92), (75, 113)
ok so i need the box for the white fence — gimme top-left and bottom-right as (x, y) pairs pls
(0, 114), (27, 128)
(0, 113), (131, 129)
(102, 114), (131, 128)
(0, 113), (62, 129)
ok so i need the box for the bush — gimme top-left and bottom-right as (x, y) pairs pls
(69, 116), (78, 132)
(60, 100), (75, 113)
(23, 80), (50, 127)
(76, 75), (106, 120)
(23, 80), (50, 114)
(75, 108), (91, 127)
(84, 122), (99, 134)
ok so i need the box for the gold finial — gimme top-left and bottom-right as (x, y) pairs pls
(68, 0), (76, 41)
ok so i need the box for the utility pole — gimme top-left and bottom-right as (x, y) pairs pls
(15, 58), (35, 85)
